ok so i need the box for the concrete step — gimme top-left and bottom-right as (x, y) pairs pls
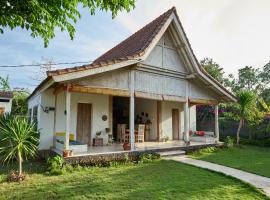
(158, 150), (186, 157)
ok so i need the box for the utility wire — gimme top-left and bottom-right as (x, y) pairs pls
(0, 61), (94, 68)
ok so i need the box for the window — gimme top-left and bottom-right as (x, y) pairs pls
(33, 106), (38, 126)
(28, 108), (32, 122)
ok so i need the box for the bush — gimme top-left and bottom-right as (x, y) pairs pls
(240, 138), (265, 147)
(264, 138), (270, 147)
(47, 156), (65, 175)
(225, 136), (234, 148)
(138, 153), (161, 163)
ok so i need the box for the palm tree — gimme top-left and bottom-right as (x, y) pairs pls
(0, 76), (11, 91)
(235, 91), (256, 145)
(0, 115), (39, 176)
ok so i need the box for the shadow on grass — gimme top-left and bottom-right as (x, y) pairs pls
(0, 160), (268, 200)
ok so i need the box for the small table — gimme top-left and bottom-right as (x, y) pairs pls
(93, 138), (103, 146)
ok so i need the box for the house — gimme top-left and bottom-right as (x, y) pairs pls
(28, 7), (236, 155)
(0, 91), (13, 115)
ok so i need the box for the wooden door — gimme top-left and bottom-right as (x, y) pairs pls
(172, 109), (179, 140)
(76, 103), (92, 145)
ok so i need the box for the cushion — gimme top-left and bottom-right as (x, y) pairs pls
(196, 131), (205, 136)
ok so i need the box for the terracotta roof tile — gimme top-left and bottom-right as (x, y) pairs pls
(47, 7), (176, 77)
(0, 91), (13, 98)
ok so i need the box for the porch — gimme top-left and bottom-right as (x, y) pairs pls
(71, 140), (218, 156)
(52, 84), (220, 156)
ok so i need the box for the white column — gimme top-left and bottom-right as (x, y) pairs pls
(184, 100), (190, 142)
(184, 82), (190, 142)
(129, 71), (135, 150)
(65, 85), (71, 150)
(215, 104), (219, 142)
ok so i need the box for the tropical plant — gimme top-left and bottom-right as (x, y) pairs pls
(11, 89), (30, 116)
(224, 90), (258, 145)
(0, 0), (135, 47)
(0, 114), (39, 177)
(0, 75), (10, 91)
(200, 58), (225, 83)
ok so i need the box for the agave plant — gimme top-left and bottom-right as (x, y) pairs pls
(0, 114), (39, 176)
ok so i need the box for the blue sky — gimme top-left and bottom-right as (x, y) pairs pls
(1, 0), (270, 91)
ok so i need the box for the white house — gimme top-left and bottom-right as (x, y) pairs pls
(0, 91), (13, 115)
(28, 7), (236, 155)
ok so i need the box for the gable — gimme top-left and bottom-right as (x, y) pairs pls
(143, 27), (188, 74)
(72, 68), (130, 90)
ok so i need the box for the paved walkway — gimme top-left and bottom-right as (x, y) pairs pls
(166, 155), (270, 196)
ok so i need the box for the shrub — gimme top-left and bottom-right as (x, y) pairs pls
(264, 138), (270, 147)
(139, 153), (161, 163)
(225, 136), (234, 148)
(47, 156), (65, 175)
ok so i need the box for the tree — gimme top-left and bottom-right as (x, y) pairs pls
(0, 115), (39, 177)
(0, 0), (135, 47)
(11, 89), (30, 116)
(200, 58), (225, 83)
(224, 91), (258, 145)
(0, 75), (10, 91)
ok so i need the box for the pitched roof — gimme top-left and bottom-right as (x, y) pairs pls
(47, 7), (176, 76)
(0, 91), (13, 99)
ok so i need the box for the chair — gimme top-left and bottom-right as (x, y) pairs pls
(137, 124), (145, 143)
(117, 124), (127, 142)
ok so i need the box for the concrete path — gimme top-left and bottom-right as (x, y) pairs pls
(166, 155), (270, 196)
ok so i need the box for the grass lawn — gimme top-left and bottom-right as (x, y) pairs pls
(0, 160), (268, 200)
(189, 145), (270, 178)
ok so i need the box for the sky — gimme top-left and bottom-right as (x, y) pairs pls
(1, 0), (270, 91)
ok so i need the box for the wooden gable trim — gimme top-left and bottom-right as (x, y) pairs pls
(69, 85), (130, 97)
(52, 60), (139, 82)
(189, 98), (218, 105)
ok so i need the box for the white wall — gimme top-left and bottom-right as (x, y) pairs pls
(39, 89), (55, 150)
(135, 98), (157, 141)
(189, 105), (197, 132)
(28, 89), (56, 150)
(0, 99), (12, 113)
(161, 101), (184, 140)
(55, 92), (110, 145)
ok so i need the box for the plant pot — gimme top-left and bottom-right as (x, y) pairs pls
(63, 150), (69, 157)
(123, 142), (131, 151)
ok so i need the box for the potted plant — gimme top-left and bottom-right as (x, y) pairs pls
(96, 131), (102, 138)
(63, 150), (70, 157)
(123, 142), (131, 151)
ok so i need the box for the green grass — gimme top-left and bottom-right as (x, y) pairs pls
(190, 145), (270, 178)
(0, 160), (268, 200)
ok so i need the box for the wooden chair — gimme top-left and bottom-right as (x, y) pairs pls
(117, 124), (127, 142)
(137, 124), (145, 143)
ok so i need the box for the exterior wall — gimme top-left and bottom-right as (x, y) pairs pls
(189, 81), (217, 100)
(55, 92), (110, 145)
(135, 71), (186, 97)
(74, 68), (130, 90)
(135, 98), (157, 141)
(0, 99), (12, 113)
(160, 102), (196, 140)
(189, 105), (196, 132)
(161, 101), (184, 140)
(39, 89), (55, 150)
(28, 89), (55, 150)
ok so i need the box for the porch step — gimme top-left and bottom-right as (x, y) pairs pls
(158, 150), (186, 157)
